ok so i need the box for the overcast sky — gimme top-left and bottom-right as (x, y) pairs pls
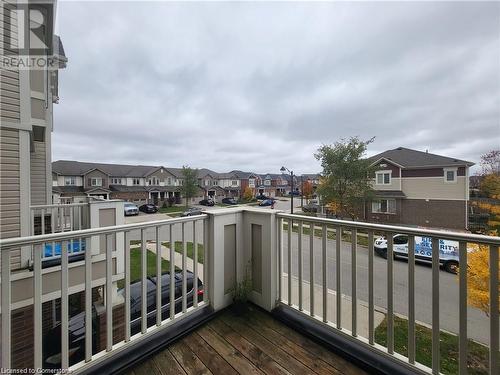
(52, 1), (500, 174)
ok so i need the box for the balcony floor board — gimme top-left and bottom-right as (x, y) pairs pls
(128, 305), (365, 375)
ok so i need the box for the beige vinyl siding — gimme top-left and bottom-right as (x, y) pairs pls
(401, 176), (467, 200)
(31, 140), (48, 205)
(0, 1), (20, 123)
(0, 128), (21, 268)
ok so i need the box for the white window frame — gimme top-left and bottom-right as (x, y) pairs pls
(91, 177), (102, 187)
(133, 178), (141, 185)
(372, 199), (396, 214)
(64, 176), (76, 186)
(231, 180), (238, 186)
(264, 180), (271, 186)
(166, 177), (172, 185)
(111, 178), (122, 185)
(213, 180), (218, 186)
(444, 168), (457, 183)
(375, 170), (392, 185)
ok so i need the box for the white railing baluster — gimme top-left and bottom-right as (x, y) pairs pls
(278, 217), (282, 302)
(1, 248), (11, 368)
(336, 225), (341, 329)
(408, 235), (416, 364)
(203, 219), (208, 304)
(298, 220), (303, 311)
(85, 235), (93, 361)
(310, 222), (315, 317)
(141, 229), (147, 334)
(41, 208), (45, 235)
(70, 205), (74, 231)
(182, 222), (187, 313)
(288, 218), (292, 306)
(61, 240), (69, 369)
(170, 224), (175, 319)
(33, 243), (42, 369)
(431, 237), (440, 374)
(156, 226), (162, 327)
(368, 230), (374, 345)
(489, 245), (499, 375)
(106, 234), (113, 351)
(458, 241), (467, 375)
(387, 233), (394, 355)
(124, 231), (131, 343)
(193, 220), (198, 308)
(351, 228), (357, 337)
(322, 223), (327, 323)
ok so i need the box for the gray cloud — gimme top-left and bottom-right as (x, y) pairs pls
(53, 1), (500, 174)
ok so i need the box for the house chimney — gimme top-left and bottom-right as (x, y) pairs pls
(426, 149), (428, 153)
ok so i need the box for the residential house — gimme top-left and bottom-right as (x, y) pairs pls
(197, 168), (225, 201)
(217, 171), (241, 198)
(230, 170), (260, 196)
(367, 147), (473, 230)
(52, 161), (184, 205)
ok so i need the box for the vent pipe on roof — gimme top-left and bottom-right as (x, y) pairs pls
(426, 149), (428, 153)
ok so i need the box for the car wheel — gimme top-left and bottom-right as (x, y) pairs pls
(444, 260), (459, 274)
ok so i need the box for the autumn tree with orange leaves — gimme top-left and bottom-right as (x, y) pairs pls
(462, 231), (500, 316)
(302, 180), (314, 200)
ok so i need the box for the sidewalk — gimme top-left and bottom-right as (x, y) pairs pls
(132, 241), (205, 282)
(282, 273), (385, 338)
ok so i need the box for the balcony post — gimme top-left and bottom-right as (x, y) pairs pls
(241, 208), (280, 312)
(206, 209), (243, 311)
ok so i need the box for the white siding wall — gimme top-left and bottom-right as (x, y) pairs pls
(30, 140), (47, 205)
(0, 128), (21, 268)
(0, 2), (20, 123)
(401, 176), (467, 200)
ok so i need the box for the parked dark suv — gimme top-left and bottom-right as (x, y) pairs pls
(42, 271), (202, 368)
(221, 197), (238, 205)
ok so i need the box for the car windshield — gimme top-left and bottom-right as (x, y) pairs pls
(125, 203), (135, 207)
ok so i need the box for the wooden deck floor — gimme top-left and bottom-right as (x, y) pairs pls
(128, 305), (366, 375)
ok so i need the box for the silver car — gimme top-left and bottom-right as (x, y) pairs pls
(124, 202), (139, 216)
(181, 207), (203, 217)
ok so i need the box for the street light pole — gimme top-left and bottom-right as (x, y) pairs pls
(281, 166), (294, 214)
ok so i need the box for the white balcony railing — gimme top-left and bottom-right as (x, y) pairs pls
(1, 214), (208, 372)
(276, 212), (499, 375)
(0, 208), (498, 374)
(30, 202), (90, 260)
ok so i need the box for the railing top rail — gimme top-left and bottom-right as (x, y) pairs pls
(30, 202), (90, 209)
(0, 214), (207, 249)
(276, 213), (500, 245)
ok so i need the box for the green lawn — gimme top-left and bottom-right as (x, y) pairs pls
(162, 241), (204, 264)
(158, 206), (185, 214)
(117, 248), (176, 289)
(375, 316), (490, 374)
(282, 222), (370, 247)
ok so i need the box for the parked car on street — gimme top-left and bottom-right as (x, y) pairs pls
(139, 203), (158, 214)
(222, 197), (238, 205)
(302, 203), (319, 213)
(124, 202), (139, 216)
(43, 271), (203, 368)
(374, 234), (460, 273)
(199, 198), (215, 206)
(259, 199), (275, 206)
(255, 194), (269, 200)
(288, 190), (301, 196)
(181, 207), (203, 217)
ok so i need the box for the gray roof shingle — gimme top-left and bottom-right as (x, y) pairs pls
(369, 147), (474, 168)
